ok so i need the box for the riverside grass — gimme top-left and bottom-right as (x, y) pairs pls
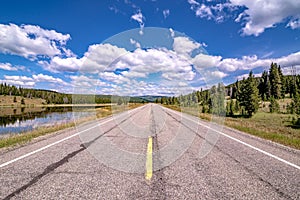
(164, 105), (300, 150)
(0, 103), (143, 149)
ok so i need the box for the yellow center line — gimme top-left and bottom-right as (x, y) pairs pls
(145, 136), (153, 181)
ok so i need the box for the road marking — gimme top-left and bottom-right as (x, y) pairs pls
(165, 107), (300, 170)
(0, 106), (145, 169)
(145, 136), (153, 180)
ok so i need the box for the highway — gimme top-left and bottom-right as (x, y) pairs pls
(0, 104), (299, 199)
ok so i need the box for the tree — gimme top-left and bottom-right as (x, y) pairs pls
(226, 99), (234, 116)
(237, 71), (259, 117)
(258, 70), (270, 101)
(269, 96), (280, 113)
(269, 63), (282, 99)
(210, 83), (226, 116)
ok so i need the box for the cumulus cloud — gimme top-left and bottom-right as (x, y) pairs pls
(83, 43), (128, 72)
(32, 73), (67, 85)
(192, 54), (222, 69)
(0, 63), (19, 71)
(230, 0), (300, 36)
(0, 73), (67, 88)
(0, 23), (72, 59)
(187, 0), (300, 36)
(173, 36), (201, 58)
(112, 48), (195, 81)
(40, 43), (128, 73)
(40, 56), (83, 73)
(131, 10), (145, 35)
(99, 72), (130, 84)
(218, 52), (300, 72)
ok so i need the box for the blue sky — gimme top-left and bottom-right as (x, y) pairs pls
(0, 0), (300, 96)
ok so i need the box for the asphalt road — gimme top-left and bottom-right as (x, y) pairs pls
(0, 104), (299, 199)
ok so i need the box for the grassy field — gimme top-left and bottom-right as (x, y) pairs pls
(164, 105), (300, 150)
(0, 95), (46, 106)
(0, 103), (143, 149)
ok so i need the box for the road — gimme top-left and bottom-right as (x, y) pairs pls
(0, 104), (299, 199)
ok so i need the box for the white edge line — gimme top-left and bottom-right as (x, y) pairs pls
(164, 107), (300, 170)
(0, 105), (144, 168)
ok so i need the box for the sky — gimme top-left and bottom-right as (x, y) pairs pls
(0, 0), (300, 96)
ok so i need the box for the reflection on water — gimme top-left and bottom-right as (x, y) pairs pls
(0, 106), (101, 136)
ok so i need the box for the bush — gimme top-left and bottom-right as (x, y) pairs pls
(21, 98), (25, 105)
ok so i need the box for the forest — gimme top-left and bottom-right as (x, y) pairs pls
(0, 85), (144, 104)
(157, 63), (300, 124)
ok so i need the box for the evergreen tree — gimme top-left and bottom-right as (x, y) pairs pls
(237, 71), (259, 117)
(269, 96), (280, 113)
(258, 70), (270, 100)
(269, 63), (282, 99)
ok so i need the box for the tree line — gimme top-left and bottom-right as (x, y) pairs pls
(0, 84), (143, 104)
(156, 63), (300, 118)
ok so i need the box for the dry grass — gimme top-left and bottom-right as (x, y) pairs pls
(163, 104), (300, 150)
(0, 95), (46, 106)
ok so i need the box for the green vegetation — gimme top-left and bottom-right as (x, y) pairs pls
(158, 62), (300, 149)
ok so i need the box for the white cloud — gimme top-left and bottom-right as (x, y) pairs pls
(112, 48), (195, 81)
(32, 73), (67, 85)
(218, 52), (300, 72)
(40, 56), (83, 73)
(195, 4), (213, 19)
(188, 0), (300, 36)
(1, 73), (69, 88)
(0, 23), (72, 59)
(163, 9), (170, 19)
(70, 75), (110, 93)
(169, 28), (175, 38)
(173, 36), (201, 58)
(99, 72), (130, 84)
(131, 10), (145, 35)
(4, 75), (33, 82)
(287, 19), (300, 29)
(230, 0), (300, 36)
(236, 72), (262, 80)
(130, 38), (141, 48)
(83, 43), (128, 72)
(192, 54), (222, 69)
(187, 0), (200, 5)
(40, 43), (128, 73)
(0, 63), (18, 71)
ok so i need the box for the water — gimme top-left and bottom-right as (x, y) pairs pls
(0, 106), (101, 136)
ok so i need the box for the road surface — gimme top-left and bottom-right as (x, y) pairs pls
(0, 104), (299, 199)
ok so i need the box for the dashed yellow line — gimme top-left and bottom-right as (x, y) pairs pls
(145, 136), (153, 180)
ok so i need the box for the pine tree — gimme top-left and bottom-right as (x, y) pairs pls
(238, 71), (259, 117)
(269, 63), (282, 99)
(269, 96), (280, 113)
(258, 70), (270, 100)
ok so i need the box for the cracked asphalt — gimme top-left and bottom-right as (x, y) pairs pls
(0, 104), (299, 199)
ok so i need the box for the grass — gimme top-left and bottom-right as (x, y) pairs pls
(0, 95), (46, 106)
(0, 103), (143, 149)
(163, 104), (300, 150)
